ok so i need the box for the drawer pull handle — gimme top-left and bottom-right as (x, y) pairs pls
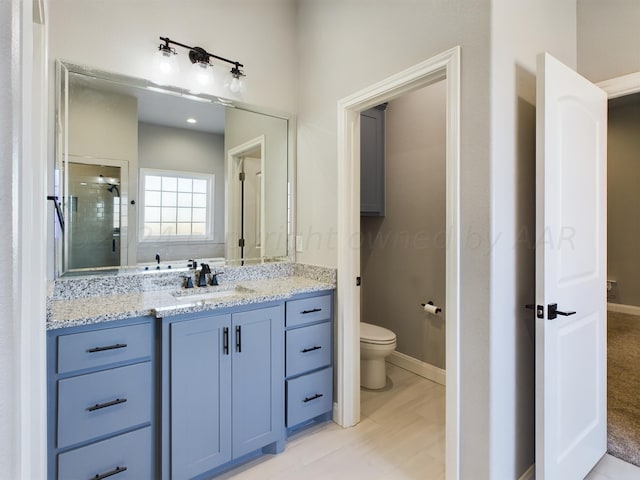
(301, 308), (321, 315)
(236, 325), (242, 353)
(86, 343), (127, 353)
(90, 465), (127, 480)
(303, 393), (324, 403)
(301, 345), (322, 353)
(86, 398), (127, 412)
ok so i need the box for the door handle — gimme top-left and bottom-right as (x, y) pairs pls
(235, 325), (241, 353)
(548, 303), (576, 320)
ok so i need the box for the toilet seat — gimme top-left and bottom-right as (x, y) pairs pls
(360, 322), (396, 345)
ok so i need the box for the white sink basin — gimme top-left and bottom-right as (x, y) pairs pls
(171, 286), (252, 304)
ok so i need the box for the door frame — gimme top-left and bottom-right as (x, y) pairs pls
(226, 135), (266, 261)
(336, 46), (461, 479)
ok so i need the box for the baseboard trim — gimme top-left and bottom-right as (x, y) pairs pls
(387, 351), (446, 386)
(607, 302), (640, 316)
(518, 464), (535, 480)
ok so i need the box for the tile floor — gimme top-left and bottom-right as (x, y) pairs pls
(215, 363), (640, 479)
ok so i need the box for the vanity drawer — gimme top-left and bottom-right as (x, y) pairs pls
(58, 426), (151, 480)
(286, 367), (333, 427)
(286, 322), (332, 377)
(286, 294), (332, 328)
(57, 322), (152, 374)
(57, 362), (152, 448)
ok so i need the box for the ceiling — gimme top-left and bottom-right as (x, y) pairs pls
(70, 72), (226, 135)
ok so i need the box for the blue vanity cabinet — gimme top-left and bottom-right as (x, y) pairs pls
(360, 105), (386, 216)
(285, 292), (334, 431)
(47, 317), (154, 480)
(169, 314), (232, 479)
(163, 303), (284, 480)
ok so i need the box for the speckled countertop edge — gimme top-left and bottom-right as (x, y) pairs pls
(47, 264), (336, 330)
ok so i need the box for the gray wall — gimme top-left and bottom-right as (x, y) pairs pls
(137, 122), (225, 262)
(607, 96), (640, 306)
(361, 81), (446, 370)
(578, 0), (640, 82)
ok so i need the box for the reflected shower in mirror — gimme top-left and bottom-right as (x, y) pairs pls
(54, 61), (290, 276)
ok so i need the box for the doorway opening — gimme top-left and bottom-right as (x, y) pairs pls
(336, 46), (461, 479)
(227, 135), (266, 265)
(359, 79), (448, 475)
(598, 76), (640, 468)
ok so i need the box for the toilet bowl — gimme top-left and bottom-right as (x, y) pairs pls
(360, 322), (397, 389)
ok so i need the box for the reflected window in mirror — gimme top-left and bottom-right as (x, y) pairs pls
(140, 168), (214, 241)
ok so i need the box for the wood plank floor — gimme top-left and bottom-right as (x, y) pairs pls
(214, 363), (640, 479)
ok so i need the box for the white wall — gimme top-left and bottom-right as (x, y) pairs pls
(490, 0), (576, 477)
(0, 1), (20, 476)
(295, 1), (493, 477)
(48, 0), (298, 113)
(577, 0), (640, 82)
(2, 0), (48, 477)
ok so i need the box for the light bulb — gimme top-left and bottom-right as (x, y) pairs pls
(195, 62), (214, 87)
(229, 76), (242, 93)
(154, 47), (179, 85)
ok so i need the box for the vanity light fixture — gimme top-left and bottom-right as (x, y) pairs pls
(158, 36), (246, 93)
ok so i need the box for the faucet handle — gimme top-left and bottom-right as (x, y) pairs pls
(180, 275), (194, 289)
(210, 271), (224, 286)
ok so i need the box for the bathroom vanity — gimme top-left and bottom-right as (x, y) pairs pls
(46, 264), (335, 480)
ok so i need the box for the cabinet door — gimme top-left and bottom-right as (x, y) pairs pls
(170, 315), (232, 480)
(231, 305), (284, 458)
(360, 106), (385, 216)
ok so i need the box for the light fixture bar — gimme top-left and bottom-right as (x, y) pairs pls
(159, 36), (245, 72)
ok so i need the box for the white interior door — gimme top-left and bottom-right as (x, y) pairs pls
(535, 52), (607, 480)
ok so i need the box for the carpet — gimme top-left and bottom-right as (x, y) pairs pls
(608, 310), (640, 467)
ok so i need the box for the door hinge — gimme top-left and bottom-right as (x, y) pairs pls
(238, 238), (245, 248)
(239, 172), (245, 181)
(356, 276), (361, 286)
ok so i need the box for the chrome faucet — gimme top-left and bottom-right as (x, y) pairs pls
(155, 253), (161, 269)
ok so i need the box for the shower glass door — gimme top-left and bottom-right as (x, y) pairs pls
(66, 161), (125, 270)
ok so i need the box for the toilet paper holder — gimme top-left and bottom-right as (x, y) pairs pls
(421, 301), (442, 314)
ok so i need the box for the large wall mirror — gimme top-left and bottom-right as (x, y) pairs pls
(53, 61), (292, 277)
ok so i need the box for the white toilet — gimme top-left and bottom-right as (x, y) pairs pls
(360, 322), (397, 389)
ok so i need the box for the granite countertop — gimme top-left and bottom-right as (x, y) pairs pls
(47, 274), (335, 331)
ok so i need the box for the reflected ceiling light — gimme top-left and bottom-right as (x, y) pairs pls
(157, 36), (246, 94)
(186, 118), (197, 124)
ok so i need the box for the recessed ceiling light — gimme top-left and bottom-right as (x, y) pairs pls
(187, 118), (197, 124)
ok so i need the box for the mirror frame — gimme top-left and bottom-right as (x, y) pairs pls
(53, 59), (296, 277)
